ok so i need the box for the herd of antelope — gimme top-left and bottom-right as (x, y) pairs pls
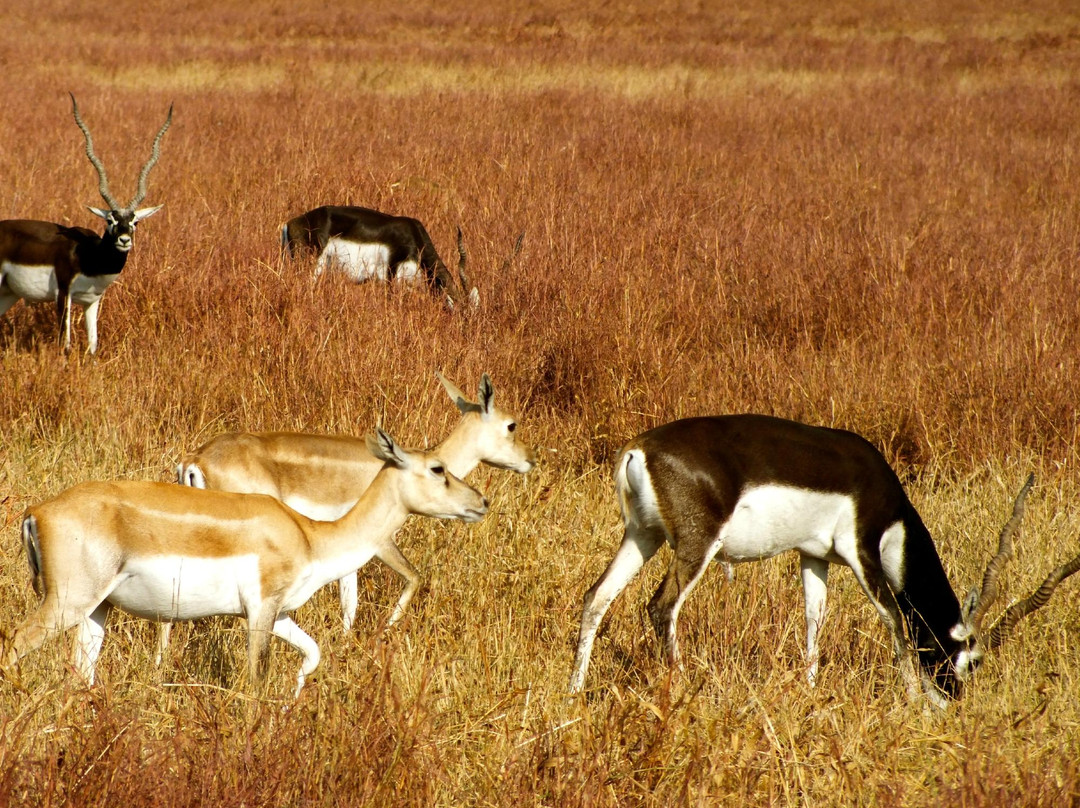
(3, 96), (1080, 708)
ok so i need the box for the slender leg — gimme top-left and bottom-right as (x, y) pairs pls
(568, 523), (665, 693)
(271, 616), (321, 698)
(73, 602), (111, 684)
(246, 601), (280, 687)
(83, 296), (102, 355)
(56, 293), (73, 353)
(800, 555), (829, 685)
(155, 624), (173, 666)
(646, 533), (724, 670)
(843, 559), (923, 701)
(0, 290), (18, 318)
(373, 540), (421, 627)
(338, 574), (359, 633)
(6, 596), (92, 671)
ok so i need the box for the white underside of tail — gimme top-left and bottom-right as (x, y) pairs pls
(177, 463), (207, 488)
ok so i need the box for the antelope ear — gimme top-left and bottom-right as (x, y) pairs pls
(133, 205), (164, 222)
(950, 586), (981, 641)
(366, 428), (407, 467)
(438, 371), (482, 415)
(478, 373), (495, 415)
(87, 206), (109, 219)
(960, 586), (980, 623)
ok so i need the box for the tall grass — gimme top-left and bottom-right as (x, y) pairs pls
(1, 0), (1080, 804)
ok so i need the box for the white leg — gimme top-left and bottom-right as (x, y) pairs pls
(61, 294), (73, 352)
(155, 623), (172, 666)
(314, 250), (328, 281)
(338, 573), (359, 633)
(374, 541), (421, 628)
(83, 296), (102, 355)
(73, 602), (110, 685)
(568, 524), (664, 693)
(800, 555), (829, 685)
(842, 557), (923, 701)
(271, 616), (322, 698)
(647, 536), (727, 670)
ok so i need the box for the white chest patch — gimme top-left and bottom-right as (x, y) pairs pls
(108, 555), (261, 620)
(878, 521), (907, 590)
(0, 262), (118, 307)
(283, 550), (377, 611)
(69, 273), (120, 306)
(718, 484), (858, 564)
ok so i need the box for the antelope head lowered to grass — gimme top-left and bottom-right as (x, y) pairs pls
(6, 429), (488, 697)
(281, 204), (523, 309)
(0, 94), (172, 354)
(568, 414), (1080, 704)
(167, 371), (536, 661)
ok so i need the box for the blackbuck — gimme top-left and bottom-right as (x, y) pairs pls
(169, 371), (536, 658)
(6, 430), (488, 697)
(0, 94), (172, 354)
(281, 205), (521, 309)
(569, 415), (1080, 703)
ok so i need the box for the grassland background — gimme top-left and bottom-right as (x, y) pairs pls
(1, 0), (1080, 805)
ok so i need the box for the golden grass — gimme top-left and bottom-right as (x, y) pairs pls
(2, 0), (1080, 804)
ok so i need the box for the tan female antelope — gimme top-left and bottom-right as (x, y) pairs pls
(0, 94), (172, 354)
(6, 430), (488, 696)
(168, 372), (536, 658)
(569, 415), (1080, 703)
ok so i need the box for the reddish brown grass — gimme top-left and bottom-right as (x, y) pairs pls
(2, 0), (1080, 804)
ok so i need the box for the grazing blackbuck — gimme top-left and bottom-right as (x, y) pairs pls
(282, 205), (521, 309)
(168, 371), (536, 662)
(569, 415), (1080, 704)
(6, 429), (488, 697)
(0, 94), (172, 354)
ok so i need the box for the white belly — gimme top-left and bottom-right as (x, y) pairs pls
(1, 262), (58, 303)
(719, 485), (857, 563)
(282, 495), (353, 522)
(316, 239), (420, 285)
(107, 555), (260, 620)
(0, 262), (118, 307)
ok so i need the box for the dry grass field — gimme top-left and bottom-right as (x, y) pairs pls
(2, 0), (1080, 804)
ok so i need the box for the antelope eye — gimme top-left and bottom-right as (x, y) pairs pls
(507, 423), (517, 433)
(431, 465), (445, 475)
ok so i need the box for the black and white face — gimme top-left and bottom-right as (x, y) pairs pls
(949, 619), (985, 685)
(88, 204), (163, 252)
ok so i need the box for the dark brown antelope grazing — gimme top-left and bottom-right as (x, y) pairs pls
(6, 429), (488, 697)
(281, 204), (522, 309)
(569, 415), (1080, 704)
(0, 94), (172, 354)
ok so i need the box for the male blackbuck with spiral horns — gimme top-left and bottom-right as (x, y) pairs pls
(166, 371), (536, 660)
(568, 415), (1080, 704)
(5, 429), (488, 697)
(0, 94), (172, 354)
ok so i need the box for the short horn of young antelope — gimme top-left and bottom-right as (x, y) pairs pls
(568, 415), (1080, 704)
(164, 372), (536, 661)
(0, 94), (172, 354)
(5, 429), (488, 697)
